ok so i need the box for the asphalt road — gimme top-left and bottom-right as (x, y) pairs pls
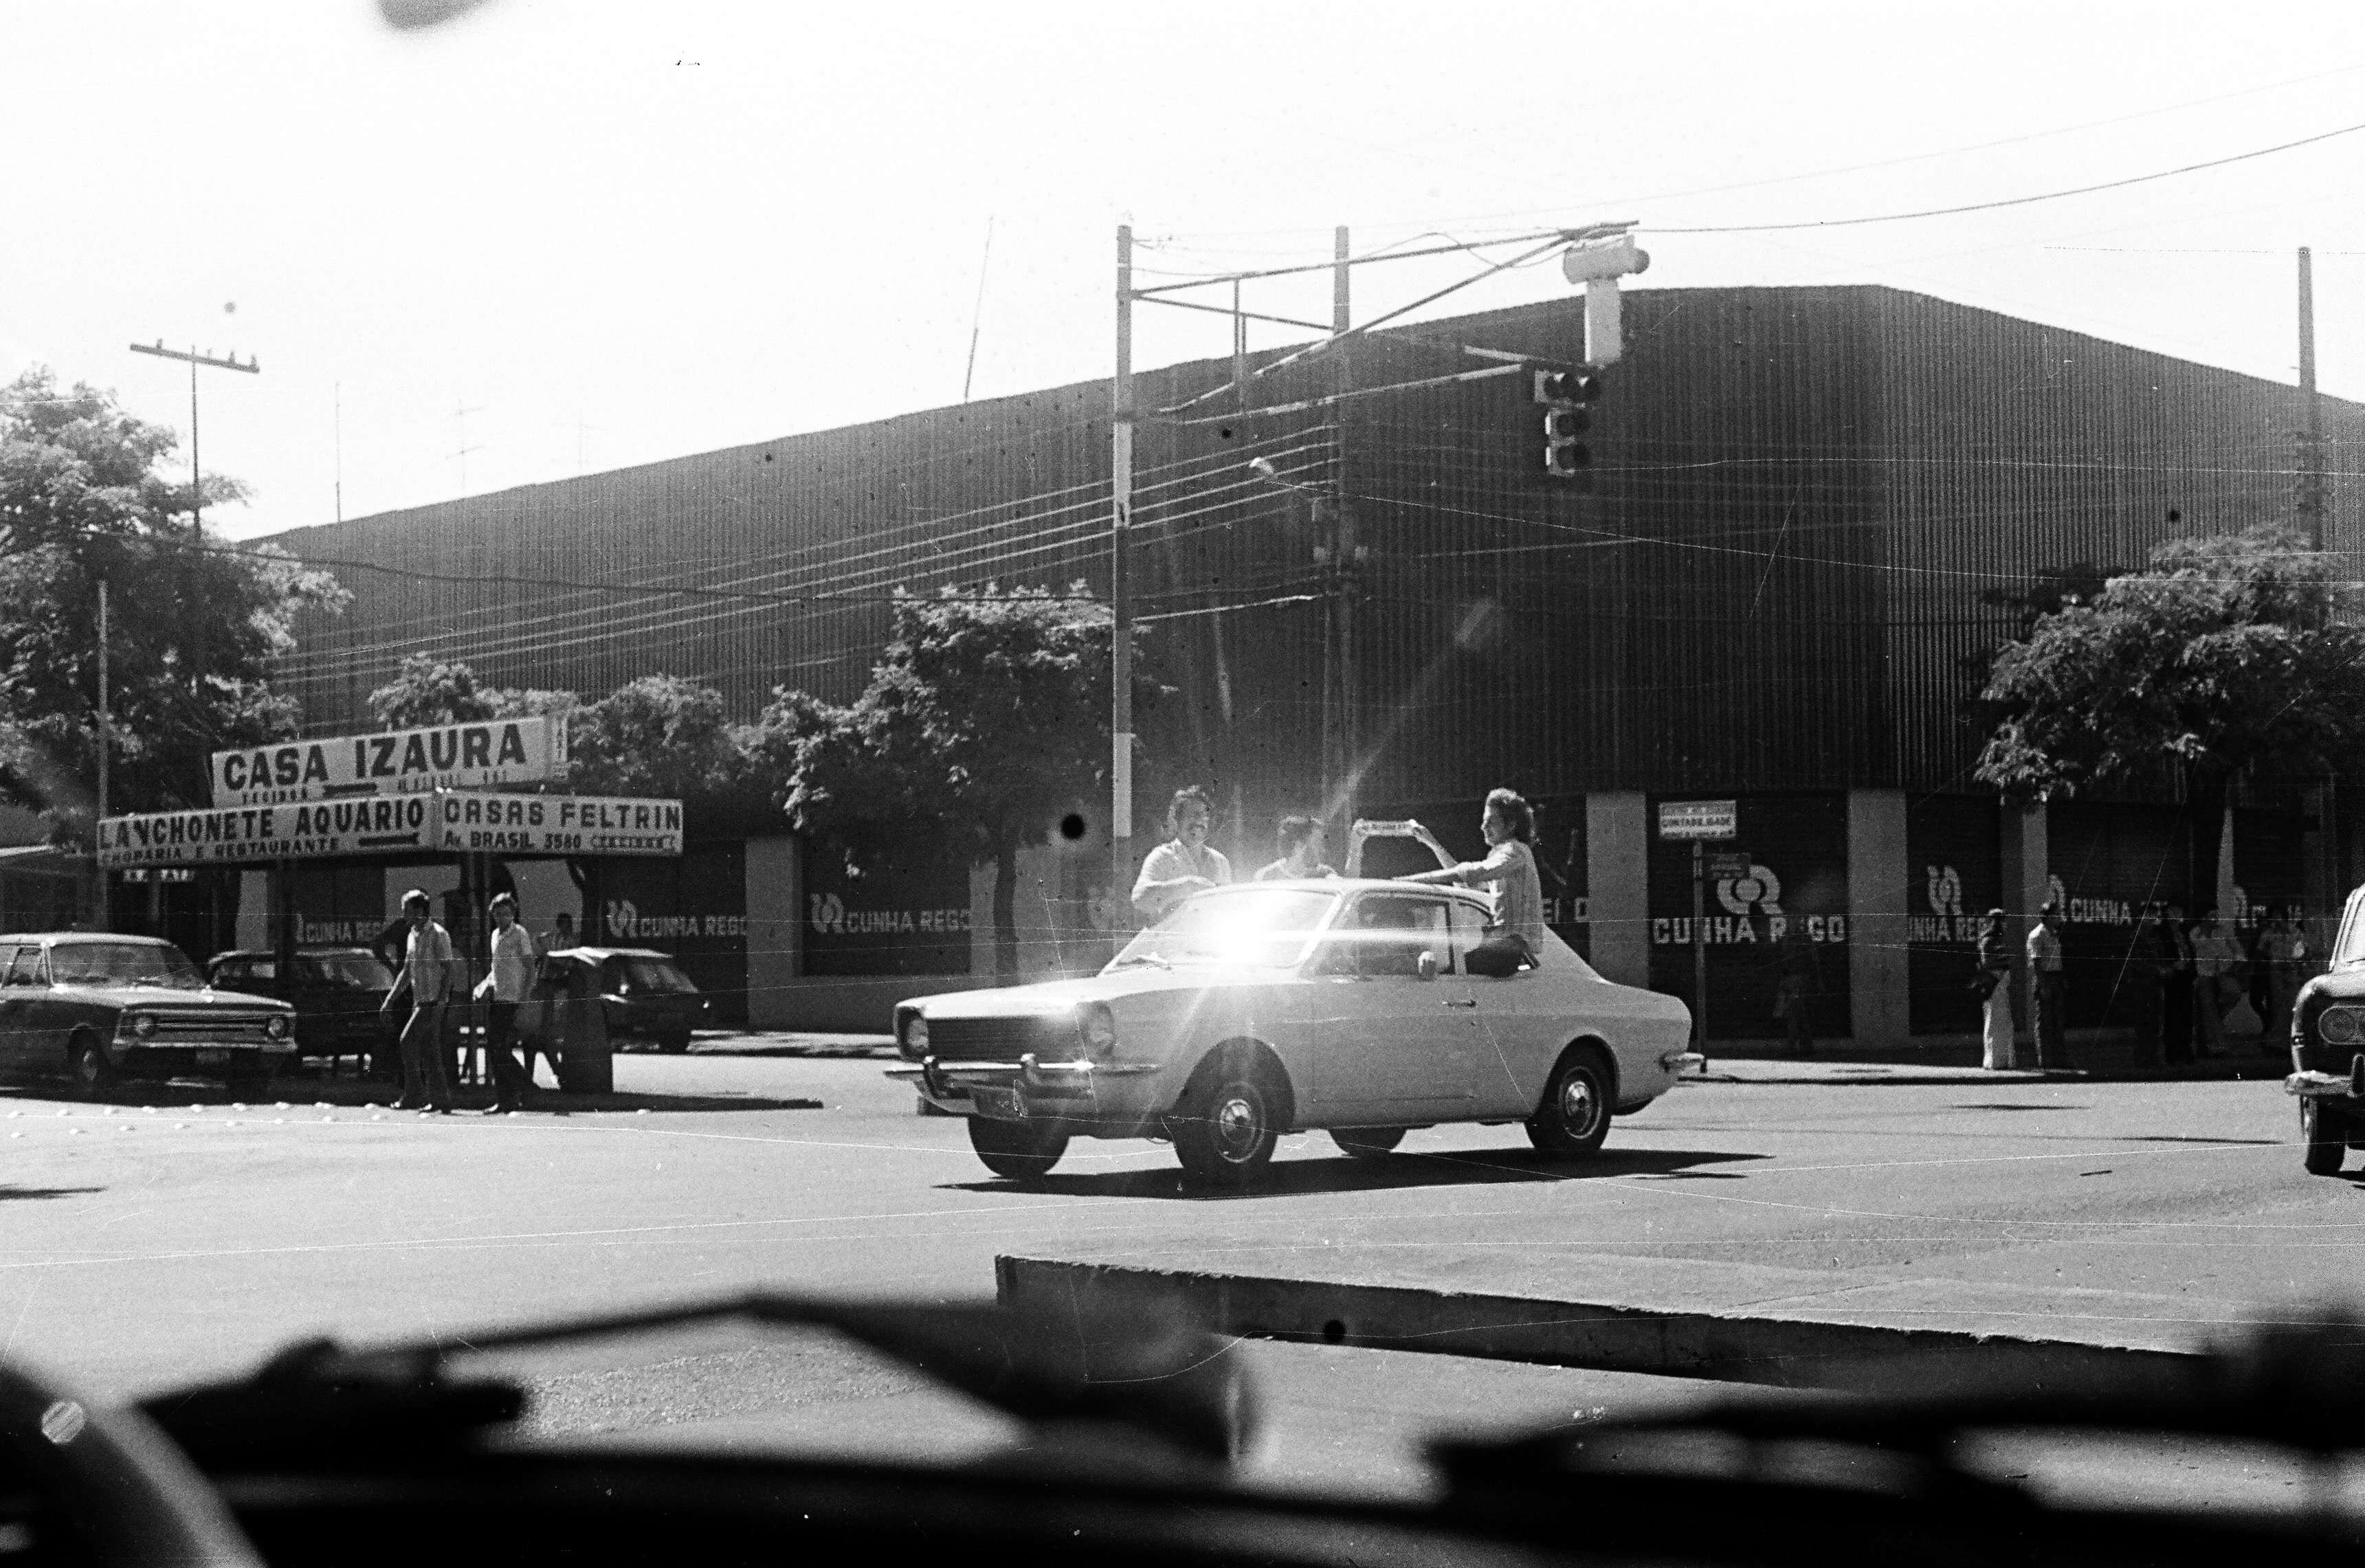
(0, 1042), (2354, 1501)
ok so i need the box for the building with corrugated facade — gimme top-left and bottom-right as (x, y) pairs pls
(254, 284), (2365, 1044)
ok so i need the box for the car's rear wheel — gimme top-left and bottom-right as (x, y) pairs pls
(1526, 1046), (1614, 1159)
(2303, 1098), (2349, 1176)
(1331, 1125), (1407, 1159)
(1173, 1057), (1285, 1187)
(968, 1115), (1068, 1180)
(68, 1033), (117, 1099)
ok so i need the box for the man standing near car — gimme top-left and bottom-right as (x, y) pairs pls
(383, 888), (456, 1113)
(473, 893), (536, 1114)
(2027, 901), (2068, 1071)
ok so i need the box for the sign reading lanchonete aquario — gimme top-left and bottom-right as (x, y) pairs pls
(98, 790), (682, 869)
(208, 715), (568, 807)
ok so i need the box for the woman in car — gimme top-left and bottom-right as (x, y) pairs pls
(1401, 787), (1546, 960)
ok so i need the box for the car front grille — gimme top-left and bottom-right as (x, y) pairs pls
(929, 1013), (1077, 1063)
(140, 1012), (282, 1042)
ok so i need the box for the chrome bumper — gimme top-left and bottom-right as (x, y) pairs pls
(2287, 1069), (2365, 1099)
(887, 1053), (1163, 1112)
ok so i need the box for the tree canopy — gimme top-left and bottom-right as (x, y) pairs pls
(366, 653), (573, 729)
(0, 369), (346, 835)
(776, 583), (1146, 978)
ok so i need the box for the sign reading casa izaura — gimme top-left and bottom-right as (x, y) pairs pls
(97, 791), (682, 869)
(208, 715), (568, 807)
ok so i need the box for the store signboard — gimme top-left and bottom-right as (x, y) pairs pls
(1656, 800), (1737, 840)
(435, 793), (682, 857)
(208, 715), (568, 807)
(98, 789), (682, 868)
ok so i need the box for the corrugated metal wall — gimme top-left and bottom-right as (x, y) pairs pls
(265, 284), (2365, 833)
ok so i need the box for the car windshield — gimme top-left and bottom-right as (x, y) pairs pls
(50, 942), (203, 988)
(313, 952), (396, 990)
(614, 956), (698, 994)
(1109, 886), (1338, 970)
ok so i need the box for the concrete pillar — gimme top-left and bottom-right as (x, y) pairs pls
(1999, 805), (2049, 1064)
(1847, 789), (1908, 1050)
(1585, 792), (1649, 989)
(743, 836), (801, 1029)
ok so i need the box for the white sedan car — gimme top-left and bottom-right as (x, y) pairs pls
(888, 879), (1697, 1186)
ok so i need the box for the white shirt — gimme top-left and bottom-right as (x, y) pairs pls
(1131, 839), (1232, 921)
(478, 921), (538, 1003)
(403, 921), (456, 1003)
(1455, 839), (1546, 954)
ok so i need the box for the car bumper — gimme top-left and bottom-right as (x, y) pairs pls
(887, 1055), (1166, 1131)
(114, 1041), (299, 1079)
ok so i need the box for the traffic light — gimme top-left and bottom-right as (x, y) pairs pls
(1534, 366), (1605, 478)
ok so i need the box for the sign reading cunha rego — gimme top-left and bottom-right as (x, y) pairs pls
(208, 715), (568, 807)
(98, 790), (682, 868)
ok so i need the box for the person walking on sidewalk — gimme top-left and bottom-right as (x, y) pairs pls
(1975, 908), (2014, 1070)
(472, 893), (537, 1114)
(2191, 908), (2242, 1057)
(2027, 902), (2068, 1070)
(383, 888), (457, 1112)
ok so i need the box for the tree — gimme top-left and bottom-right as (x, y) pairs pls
(1974, 526), (2365, 899)
(776, 583), (1146, 980)
(366, 653), (574, 729)
(568, 675), (773, 833)
(0, 369), (346, 834)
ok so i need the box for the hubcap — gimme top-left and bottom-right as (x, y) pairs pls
(1559, 1071), (1598, 1134)
(1213, 1090), (1262, 1161)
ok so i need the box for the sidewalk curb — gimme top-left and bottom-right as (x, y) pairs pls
(995, 1257), (2197, 1398)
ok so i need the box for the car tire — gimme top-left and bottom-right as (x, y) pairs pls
(1331, 1125), (1407, 1159)
(1173, 1056), (1285, 1187)
(68, 1033), (117, 1099)
(1526, 1046), (1614, 1159)
(656, 1030), (692, 1054)
(2303, 1098), (2348, 1176)
(968, 1115), (1068, 1180)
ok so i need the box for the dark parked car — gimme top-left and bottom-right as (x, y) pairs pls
(531, 946), (709, 1053)
(0, 932), (295, 1096)
(206, 947), (397, 1066)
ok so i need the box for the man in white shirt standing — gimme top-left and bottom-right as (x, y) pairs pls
(383, 888), (457, 1113)
(474, 893), (537, 1114)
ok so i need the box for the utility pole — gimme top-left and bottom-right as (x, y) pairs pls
(334, 382), (344, 524)
(2300, 247), (2327, 550)
(1110, 225), (1135, 941)
(453, 401), (485, 496)
(95, 577), (110, 933)
(1330, 225), (1357, 828)
(128, 341), (258, 537)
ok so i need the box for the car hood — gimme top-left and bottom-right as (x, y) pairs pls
(906, 965), (1285, 1020)
(69, 984), (291, 1011)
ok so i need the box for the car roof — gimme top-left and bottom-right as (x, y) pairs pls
(551, 946), (676, 960)
(1199, 879), (1491, 906)
(0, 932), (177, 945)
(209, 947), (382, 961)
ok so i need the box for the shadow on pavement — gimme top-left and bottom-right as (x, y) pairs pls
(0, 1186), (101, 1202)
(946, 1145), (1766, 1200)
(0, 1084), (821, 1115)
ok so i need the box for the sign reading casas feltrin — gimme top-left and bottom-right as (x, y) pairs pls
(208, 715), (568, 807)
(436, 793), (682, 857)
(98, 796), (437, 867)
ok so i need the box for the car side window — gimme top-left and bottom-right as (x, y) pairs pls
(1339, 895), (1448, 978)
(0, 947), (27, 987)
(1446, 902), (1489, 976)
(8, 947), (47, 987)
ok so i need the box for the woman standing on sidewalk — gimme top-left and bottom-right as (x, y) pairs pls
(1975, 908), (2014, 1071)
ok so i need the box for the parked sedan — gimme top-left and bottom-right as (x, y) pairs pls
(529, 947), (710, 1053)
(0, 933), (296, 1096)
(889, 880), (1697, 1185)
(206, 947), (396, 1066)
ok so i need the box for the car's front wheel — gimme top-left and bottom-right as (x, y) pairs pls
(2303, 1097), (2349, 1176)
(68, 1033), (117, 1099)
(1173, 1057), (1285, 1187)
(968, 1115), (1068, 1180)
(1526, 1046), (1614, 1159)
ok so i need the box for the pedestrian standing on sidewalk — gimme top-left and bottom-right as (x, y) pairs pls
(1772, 924), (1819, 1059)
(2191, 908), (2241, 1058)
(2258, 906), (2307, 1053)
(382, 888), (456, 1113)
(472, 893), (537, 1114)
(1975, 908), (2014, 1070)
(2027, 902), (2068, 1069)
(2162, 909), (2197, 1065)
(1131, 787), (1232, 925)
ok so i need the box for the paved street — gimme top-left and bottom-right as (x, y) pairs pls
(0, 1037), (2353, 1496)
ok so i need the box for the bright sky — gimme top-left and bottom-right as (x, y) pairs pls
(6, 0), (2364, 541)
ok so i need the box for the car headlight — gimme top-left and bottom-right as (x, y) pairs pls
(131, 1013), (157, 1040)
(265, 1014), (290, 1040)
(2322, 1005), (2363, 1046)
(1076, 1003), (1118, 1060)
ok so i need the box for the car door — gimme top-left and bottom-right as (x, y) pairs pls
(1452, 901), (1559, 1118)
(1309, 891), (1474, 1121)
(12, 945), (65, 1069)
(0, 946), (33, 1071)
